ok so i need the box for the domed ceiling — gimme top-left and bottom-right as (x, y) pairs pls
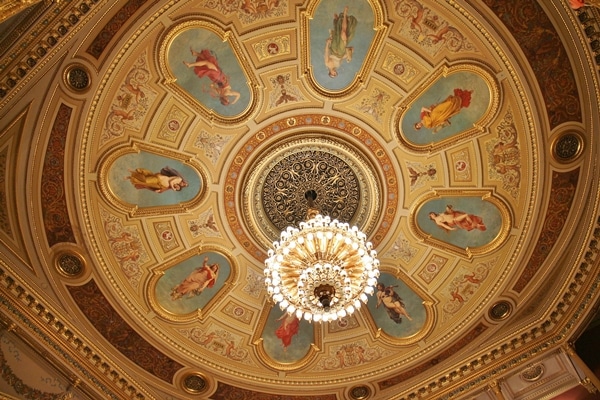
(1, 0), (600, 399)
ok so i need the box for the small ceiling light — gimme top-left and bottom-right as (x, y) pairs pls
(264, 190), (380, 323)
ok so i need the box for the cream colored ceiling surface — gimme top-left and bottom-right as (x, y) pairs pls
(0, 0), (599, 399)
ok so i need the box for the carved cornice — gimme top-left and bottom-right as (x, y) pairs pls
(0, 0), (44, 25)
(0, 0), (101, 104)
(0, 261), (149, 399)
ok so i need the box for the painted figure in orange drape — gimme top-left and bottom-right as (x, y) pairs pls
(126, 166), (188, 193)
(429, 204), (486, 233)
(170, 256), (219, 300)
(275, 313), (300, 350)
(569, 0), (600, 9)
(184, 48), (240, 106)
(415, 88), (473, 132)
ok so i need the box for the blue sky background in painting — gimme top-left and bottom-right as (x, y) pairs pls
(417, 196), (503, 249)
(367, 272), (426, 338)
(262, 306), (314, 364)
(108, 151), (201, 207)
(401, 71), (491, 145)
(310, 0), (375, 91)
(168, 28), (250, 117)
(155, 252), (230, 315)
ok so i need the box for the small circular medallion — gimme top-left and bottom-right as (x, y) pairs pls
(393, 63), (405, 75)
(183, 374), (207, 393)
(167, 119), (180, 131)
(489, 301), (512, 321)
(65, 64), (90, 91)
(426, 263), (438, 273)
(350, 385), (371, 400)
(267, 42), (279, 55)
(455, 160), (468, 172)
(233, 306), (245, 317)
(56, 252), (84, 277)
(553, 132), (583, 162)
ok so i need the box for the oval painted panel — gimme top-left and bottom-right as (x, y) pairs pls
(310, 0), (375, 91)
(401, 70), (491, 145)
(167, 28), (251, 117)
(366, 272), (427, 338)
(107, 151), (202, 208)
(417, 196), (503, 249)
(261, 307), (314, 364)
(155, 252), (230, 315)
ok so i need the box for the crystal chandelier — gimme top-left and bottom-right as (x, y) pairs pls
(264, 190), (380, 323)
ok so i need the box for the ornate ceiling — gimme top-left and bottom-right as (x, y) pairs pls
(0, 0), (600, 399)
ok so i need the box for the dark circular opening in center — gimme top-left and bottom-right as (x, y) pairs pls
(305, 190), (317, 201)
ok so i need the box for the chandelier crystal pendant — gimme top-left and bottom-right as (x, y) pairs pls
(264, 191), (380, 323)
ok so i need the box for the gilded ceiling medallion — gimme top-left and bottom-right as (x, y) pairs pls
(552, 131), (584, 162)
(55, 251), (85, 277)
(242, 135), (382, 249)
(488, 300), (512, 321)
(349, 385), (372, 399)
(64, 64), (91, 92)
(262, 149), (361, 230)
(182, 373), (208, 394)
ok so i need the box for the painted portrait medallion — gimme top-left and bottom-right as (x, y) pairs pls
(261, 306), (314, 364)
(398, 65), (499, 150)
(417, 196), (503, 249)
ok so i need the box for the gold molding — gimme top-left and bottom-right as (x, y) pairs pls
(0, 260), (149, 399)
